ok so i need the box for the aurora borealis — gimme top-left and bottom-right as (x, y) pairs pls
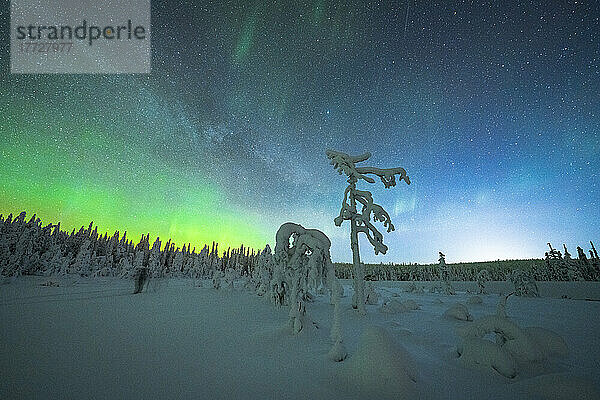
(1, 1), (598, 263)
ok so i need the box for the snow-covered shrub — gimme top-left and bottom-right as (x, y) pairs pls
(272, 222), (336, 334)
(482, 320), (541, 363)
(223, 268), (236, 289)
(404, 281), (424, 294)
(496, 293), (514, 318)
(476, 269), (491, 294)
(269, 257), (287, 307)
(435, 252), (455, 295)
(509, 270), (539, 297)
(380, 299), (420, 314)
(70, 240), (92, 276)
(328, 279), (347, 362)
(364, 281), (379, 305)
(341, 326), (418, 398)
(212, 269), (224, 290)
(522, 327), (569, 358)
(443, 280), (456, 296)
(455, 314), (568, 378)
(253, 245), (273, 296)
(429, 283), (444, 294)
(329, 280), (344, 303)
(444, 303), (472, 321)
(457, 337), (516, 378)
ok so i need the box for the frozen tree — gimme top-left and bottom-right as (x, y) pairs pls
(223, 267), (236, 289)
(132, 249), (144, 274)
(71, 240), (92, 276)
(146, 238), (161, 278)
(172, 250), (184, 277)
(438, 251), (455, 295)
(212, 269), (224, 289)
(118, 254), (133, 278)
(561, 244), (581, 281)
(326, 150), (410, 314)
(509, 270), (539, 297)
(255, 245), (274, 296)
(273, 222), (336, 333)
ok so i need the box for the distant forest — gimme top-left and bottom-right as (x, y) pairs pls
(1, 212), (598, 281)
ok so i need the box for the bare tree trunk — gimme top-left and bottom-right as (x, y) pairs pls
(350, 188), (366, 315)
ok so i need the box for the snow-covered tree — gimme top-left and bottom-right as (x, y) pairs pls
(70, 240), (92, 276)
(172, 250), (184, 277)
(273, 222), (336, 333)
(254, 245), (273, 296)
(326, 150), (410, 315)
(148, 238), (162, 277)
(509, 270), (539, 297)
(438, 251), (455, 295)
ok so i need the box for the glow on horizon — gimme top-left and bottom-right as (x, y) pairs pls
(0, 113), (270, 253)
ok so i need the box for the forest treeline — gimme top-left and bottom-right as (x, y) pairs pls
(335, 241), (600, 281)
(1, 212), (598, 281)
(0, 212), (258, 279)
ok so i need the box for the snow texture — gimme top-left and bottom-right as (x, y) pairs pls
(467, 296), (483, 305)
(1, 277), (599, 399)
(340, 326), (418, 399)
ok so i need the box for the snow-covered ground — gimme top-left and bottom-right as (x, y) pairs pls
(1, 277), (599, 399)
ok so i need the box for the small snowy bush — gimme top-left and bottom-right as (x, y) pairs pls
(444, 303), (472, 321)
(328, 279), (347, 362)
(476, 269), (491, 294)
(364, 282), (380, 305)
(457, 337), (516, 378)
(455, 314), (569, 378)
(380, 299), (420, 314)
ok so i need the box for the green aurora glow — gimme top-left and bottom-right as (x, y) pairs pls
(0, 93), (269, 251)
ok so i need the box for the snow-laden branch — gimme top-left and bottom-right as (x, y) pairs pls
(326, 149), (410, 187)
(355, 166), (411, 187)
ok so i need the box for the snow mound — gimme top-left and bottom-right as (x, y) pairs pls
(467, 296), (483, 305)
(523, 327), (569, 358)
(455, 315), (571, 378)
(328, 340), (348, 362)
(512, 373), (600, 400)
(444, 303), (472, 321)
(404, 282), (424, 293)
(342, 326), (418, 399)
(380, 299), (420, 313)
(457, 337), (516, 378)
(456, 315), (541, 363)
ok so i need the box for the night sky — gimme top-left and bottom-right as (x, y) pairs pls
(1, 1), (598, 263)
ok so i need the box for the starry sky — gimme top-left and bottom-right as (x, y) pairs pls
(1, 0), (598, 263)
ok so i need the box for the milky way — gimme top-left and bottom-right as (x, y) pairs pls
(1, 1), (598, 262)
